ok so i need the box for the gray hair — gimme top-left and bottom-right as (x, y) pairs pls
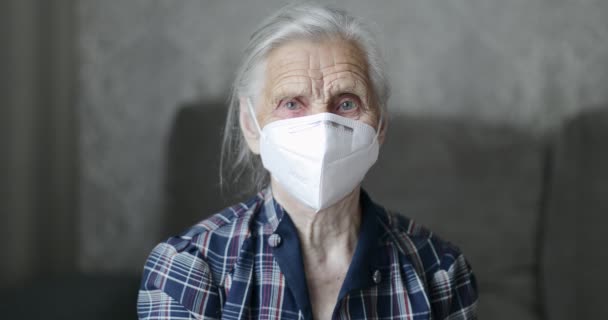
(220, 2), (390, 196)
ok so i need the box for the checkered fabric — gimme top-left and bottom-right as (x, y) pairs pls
(138, 188), (478, 319)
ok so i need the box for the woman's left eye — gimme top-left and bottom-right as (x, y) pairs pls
(280, 100), (301, 111)
(338, 100), (357, 111)
(284, 101), (299, 110)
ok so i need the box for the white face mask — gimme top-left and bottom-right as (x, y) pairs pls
(247, 99), (381, 212)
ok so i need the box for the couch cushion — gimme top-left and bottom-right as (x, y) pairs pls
(363, 115), (546, 320)
(163, 103), (249, 239)
(0, 274), (140, 319)
(542, 106), (608, 320)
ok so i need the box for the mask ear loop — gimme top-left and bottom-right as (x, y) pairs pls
(246, 98), (263, 135)
(374, 111), (384, 142)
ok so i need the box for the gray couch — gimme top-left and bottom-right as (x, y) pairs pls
(364, 115), (546, 319)
(163, 103), (607, 319)
(363, 107), (608, 320)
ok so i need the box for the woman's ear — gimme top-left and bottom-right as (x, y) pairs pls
(239, 97), (260, 154)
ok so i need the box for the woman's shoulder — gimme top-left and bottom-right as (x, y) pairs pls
(137, 194), (266, 318)
(378, 209), (479, 316)
(141, 192), (265, 287)
(181, 195), (263, 245)
(173, 193), (263, 249)
(377, 208), (468, 272)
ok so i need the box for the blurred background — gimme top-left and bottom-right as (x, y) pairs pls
(1, 0), (607, 319)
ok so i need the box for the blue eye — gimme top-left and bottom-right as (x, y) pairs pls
(284, 101), (299, 110)
(339, 100), (356, 111)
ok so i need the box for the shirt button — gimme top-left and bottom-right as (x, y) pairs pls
(268, 233), (282, 248)
(372, 269), (382, 284)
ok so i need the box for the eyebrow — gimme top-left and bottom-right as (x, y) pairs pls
(267, 71), (371, 103)
(269, 83), (311, 102)
(326, 77), (369, 98)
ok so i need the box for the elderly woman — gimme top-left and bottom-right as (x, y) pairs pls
(138, 3), (478, 320)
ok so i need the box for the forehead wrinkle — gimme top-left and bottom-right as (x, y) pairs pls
(270, 81), (311, 99)
(268, 48), (308, 66)
(266, 50), (308, 89)
(326, 76), (364, 94)
(267, 61), (311, 80)
(270, 70), (322, 90)
(319, 61), (368, 74)
(306, 47), (326, 101)
(322, 67), (370, 90)
(333, 51), (367, 65)
(309, 43), (323, 69)
(265, 52), (310, 78)
(266, 59), (316, 97)
(328, 41), (367, 64)
(320, 67), (369, 82)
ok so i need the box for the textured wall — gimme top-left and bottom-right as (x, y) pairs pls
(2, 0), (78, 286)
(78, 0), (608, 272)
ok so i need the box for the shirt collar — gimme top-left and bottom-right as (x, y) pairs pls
(337, 189), (384, 300)
(261, 187), (385, 318)
(260, 187), (282, 234)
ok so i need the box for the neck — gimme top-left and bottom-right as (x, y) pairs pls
(270, 179), (362, 259)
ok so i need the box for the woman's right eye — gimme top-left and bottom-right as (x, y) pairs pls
(275, 98), (307, 118)
(282, 100), (299, 110)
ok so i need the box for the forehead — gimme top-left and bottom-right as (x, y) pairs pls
(264, 39), (369, 100)
(266, 38), (368, 71)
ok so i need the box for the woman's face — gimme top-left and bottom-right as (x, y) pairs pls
(255, 38), (380, 130)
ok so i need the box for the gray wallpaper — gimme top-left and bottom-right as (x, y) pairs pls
(78, 0), (608, 272)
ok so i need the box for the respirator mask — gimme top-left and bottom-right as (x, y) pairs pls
(247, 99), (381, 212)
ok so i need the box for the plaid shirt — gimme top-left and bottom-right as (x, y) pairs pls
(138, 188), (478, 319)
